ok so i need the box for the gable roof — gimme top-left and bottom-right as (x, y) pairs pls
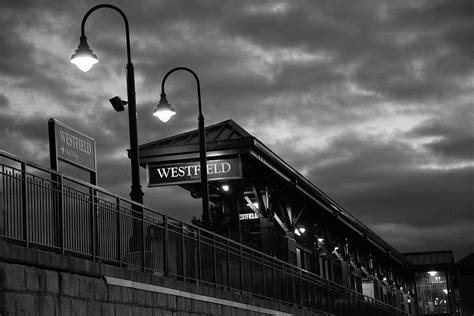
(138, 119), (412, 267)
(140, 119), (251, 150)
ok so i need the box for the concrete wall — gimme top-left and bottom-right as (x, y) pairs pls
(0, 241), (327, 316)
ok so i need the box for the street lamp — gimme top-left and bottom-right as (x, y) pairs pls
(153, 67), (211, 228)
(70, 4), (144, 205)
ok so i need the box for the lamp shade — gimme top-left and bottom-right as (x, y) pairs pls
(70, 36), (98, 72)
(153, 93), (176, 122)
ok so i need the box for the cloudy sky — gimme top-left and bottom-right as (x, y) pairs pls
(1, 0), (472, 259)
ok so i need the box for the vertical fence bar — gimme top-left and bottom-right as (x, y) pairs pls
(251, 251), (255, 294)
(239, 245), (243, 293)
(20, 162), (28, 247)
(90, 187), (96, 260)
(117, 197), (121, 266)
(181, 222), (186, 281)
(197, 229), (202, 284)
(164, 215), (169, 277)
(226, 240), (231, 290)
(59, 174), (64, 255)
(213, 235), (217, 286)
(142, 208), (146, 271)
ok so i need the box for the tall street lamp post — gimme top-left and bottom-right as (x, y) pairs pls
(70, 4), (144, 205)
(153, 67), (211, 229)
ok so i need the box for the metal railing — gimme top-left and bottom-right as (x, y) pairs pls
(0, 150), (406, 316)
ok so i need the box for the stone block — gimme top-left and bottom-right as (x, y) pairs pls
(40, 270), (59, 294)
(156, 293), (168, 308)
(122, 287), (132, 303)
(2, 293), (17, 315)
(38, 295), (58, 316)
(58, 297), (71, 315)
(108, 285), (122, 302)
(79, 276), (96, 300)
(167, 294), (176, 310)
(14, 293), (35, 315)
(60, 272), (80, 297)
(87, 301), (101, 315)
(132, 288), (147, 305)
(94, 278), (107, 301)
(115, 304), (131, 316)
(0, 263), (25, 291)
(70, 298), (88, 316)
(145, 291), (154, 307)
(101, 303), (115, 316)
(25, 266), (40, 291)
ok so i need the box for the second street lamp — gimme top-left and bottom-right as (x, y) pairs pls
(70, 4), (144, 205)
(153, 67), (211, 229)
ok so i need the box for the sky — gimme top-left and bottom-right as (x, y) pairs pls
(0, 0), (472, 260)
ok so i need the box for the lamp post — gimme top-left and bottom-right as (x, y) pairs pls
(153, 67), (211, 229)
(70, 4), (144, 205)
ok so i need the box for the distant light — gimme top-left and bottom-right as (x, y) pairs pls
(407, 299), (411, 303)
(221, 184), (229, 192)
(428, 271), (437, 277)
(443, 289), (448, 294)
(383, 277), (387, 281)
(295, 229), (301, 236)
(334, 247), (339, 252)
(317, 238), (324, 243)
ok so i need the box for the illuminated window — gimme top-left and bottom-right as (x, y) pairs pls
(416, 271), (450, 314)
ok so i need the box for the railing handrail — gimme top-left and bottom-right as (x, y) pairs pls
(0, 150), (406, 315)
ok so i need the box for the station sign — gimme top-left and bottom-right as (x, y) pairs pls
(239, 213), (261, 221)
(147, 157), (242, 187)
(48, 118), (96, 172)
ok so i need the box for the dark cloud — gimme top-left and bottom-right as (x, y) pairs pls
(0, 94), (9, 109)
(0, 0), (472, 260)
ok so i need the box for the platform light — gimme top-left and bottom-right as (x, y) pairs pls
(428, 271), (437, 277)
(221, 184), (229, 192)
(294, 225), (306, 236)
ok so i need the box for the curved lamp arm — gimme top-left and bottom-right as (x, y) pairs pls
(159, 67), (211, 228)
(80, 4), (132, 63)
(161, 67), (203, 116)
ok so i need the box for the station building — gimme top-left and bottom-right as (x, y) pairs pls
(139, 119), (419, 314)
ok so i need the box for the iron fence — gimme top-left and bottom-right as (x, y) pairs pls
(0, 150), (406, 316)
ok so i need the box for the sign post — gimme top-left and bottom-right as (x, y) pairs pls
(48, 118), (97, 184)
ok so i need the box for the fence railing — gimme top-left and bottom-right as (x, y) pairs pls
(0, 150), (406, 316)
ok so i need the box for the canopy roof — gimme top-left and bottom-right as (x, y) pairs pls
(139, 119), (412, 267)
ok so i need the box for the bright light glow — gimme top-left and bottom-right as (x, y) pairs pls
(383, 277), (387, 281)
(407, 299), (411, 303)
(428, 271), (437, 277)
(317, 238), (324, 243)
(70, 55), (98, 72)
(294, 226), (306, 236)
(443, 289), (448, 294)
(221, 184), (229, 192)
(153, 107), (176, 122)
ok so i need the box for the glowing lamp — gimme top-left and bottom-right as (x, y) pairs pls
(70, 36), (98, 72)
(153, 93), (176, 122)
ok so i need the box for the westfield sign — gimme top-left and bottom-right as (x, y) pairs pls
(147, 157), (242, 187)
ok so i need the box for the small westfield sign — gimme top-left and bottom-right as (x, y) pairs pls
(147, 157), (242, 187)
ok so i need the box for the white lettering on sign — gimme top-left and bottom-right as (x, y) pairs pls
(155, 163), (232, 179)
(239, 213), (261, 220)
(59, 130), (92, 154)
